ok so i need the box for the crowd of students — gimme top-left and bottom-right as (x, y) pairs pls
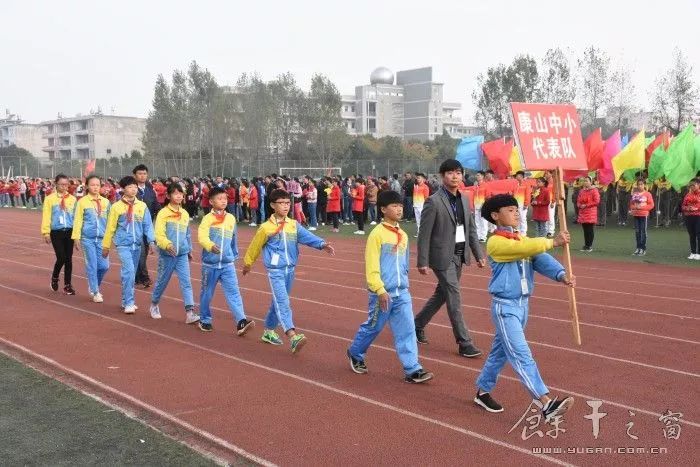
(31, 160), (611, 422)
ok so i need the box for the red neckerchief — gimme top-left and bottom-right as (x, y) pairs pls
(493, 229), (521, 241)
(382, 223), (402, 252)
(211, 210), (227, 226)
(272, 217), (287, 236)
(121, 198), (135, 223)
(91, 196), (102, 217)
(166, 205), (181, 221)
(59, 193), (69, 211)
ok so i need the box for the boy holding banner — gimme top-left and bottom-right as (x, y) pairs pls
(473, 194), (575, 420)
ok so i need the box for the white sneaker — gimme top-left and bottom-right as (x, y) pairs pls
(691, 254), (700, 260)
(185, 311), (200, 324)
(308, 227), (317, 231)
(92, 292), (103, 303)
(249, 223), (257, 227)
(124, 304), (137, 314)
(354, 230), (365, 235)
(370, 221), (377, 225)
(149, 303), (161, 319)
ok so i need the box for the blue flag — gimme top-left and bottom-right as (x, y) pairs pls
(455, 135), (484, 171)
(621, 133), (629, 148)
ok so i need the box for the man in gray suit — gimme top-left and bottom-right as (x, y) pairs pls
(415, 159), (485, 357)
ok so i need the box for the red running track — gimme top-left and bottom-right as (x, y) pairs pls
(0, 209), (697, 466)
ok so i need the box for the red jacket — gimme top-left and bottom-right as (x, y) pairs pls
(351, 184), (365, 212)
(530, 187), (551, 222)
(249, 185), (259, 210)
(201, 186), (211, 208)
(327, 185), (341, 213)
(577, 187), (600, 224)
(629, 191), (654, 217)
(682, 191), (700, 216)
(153, 183), (167, 204)
(225, 187), (236, 204)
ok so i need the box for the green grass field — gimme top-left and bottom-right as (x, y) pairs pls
(0, 353), (220, 466)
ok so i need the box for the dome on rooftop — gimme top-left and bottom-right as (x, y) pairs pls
(370, 67), (394, 85)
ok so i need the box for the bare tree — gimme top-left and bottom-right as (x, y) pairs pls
(577, 46), (612, 129)
(651, 48), (698, 135)
(538, 47), (576, 103)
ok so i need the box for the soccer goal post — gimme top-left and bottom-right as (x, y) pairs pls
(279, 167), (342, 178)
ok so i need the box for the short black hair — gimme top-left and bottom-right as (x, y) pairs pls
(269, 189), (291, 203)
(477, 170), (485, 176)
(85, 174), (101, 185)
(515, 171), (525, 178)
(54, 173), (69, 183)
(209, 186), (227, 199)
(415, 172), (426, 178)
(439, 159), (463, 175)
(377, 190), (402, 209)
(119, 176), (137, 189)
(132, 164), (148, 174)
(485, 169), (494, 175)
(538, 177), (549, 187)
(481, 194), (518, 222)
(167, 183), (184, 196)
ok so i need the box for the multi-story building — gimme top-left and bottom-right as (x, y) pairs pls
(341, 66), (473, 141)
(0, 113), (45, 159)
(41, 114), (146, 161)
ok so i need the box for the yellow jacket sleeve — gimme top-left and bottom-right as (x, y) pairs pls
(71, 198), (85, 240)
(243, 225), (268, 267)
(40, 194), (54, 236)
(154, 210), (172, 250)
(197, 215), (215, 252)
(102, 205), (120, 249)
(487, 235), (554, 263)
(365, 231), (386, 295)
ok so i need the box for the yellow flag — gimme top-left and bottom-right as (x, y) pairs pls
(612, 129), (645, 181)
(509, 145), (523, 175)
(529, 171), (546, 178)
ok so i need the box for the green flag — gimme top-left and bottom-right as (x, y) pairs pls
(662, 124), (696, 191)
(623, 168), (641, 181)
(647, 144), (667, 182)
(694, 134), (700, 173)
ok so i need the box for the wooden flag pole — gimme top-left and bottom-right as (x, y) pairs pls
(555, 167), (582, 345)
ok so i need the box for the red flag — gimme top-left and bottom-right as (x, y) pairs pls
(585, 128), (605, 170)
(84, 159), (96, 176)
(483, 179), (519, 195)
(481, 138), (513, 179)
(645, 131), (670, 165)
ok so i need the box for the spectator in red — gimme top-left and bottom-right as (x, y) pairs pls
(351, 178), (366, 235)
(530, 177), (551, 238)
(576, 176), (600, 252)
(682, 177), (700, 260)
(249, 181), (259, 226)
(629, 179), (655, 256)
(325, 178), (341, 232)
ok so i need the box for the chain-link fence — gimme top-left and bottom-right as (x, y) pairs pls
(7, 157), (445, 180)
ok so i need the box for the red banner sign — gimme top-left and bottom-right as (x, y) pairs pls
(509, 102), (587, 170)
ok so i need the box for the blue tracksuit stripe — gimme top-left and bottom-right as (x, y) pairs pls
(476, 298), (548, 398)
(264, 268), (295, 332)
(152, 253), (194, 310)
(81, 238), (109, 294)
(116, 245), (141, 307)
(348, 290), (422, 375)
(199, 264), (246, 324)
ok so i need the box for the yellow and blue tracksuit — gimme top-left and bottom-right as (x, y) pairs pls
(41, 192), (77, 235)
(72, 195), (111, 295)
(197, 211), (247, 325)
(102, 198), (155, 307)
(152, 206), (194, 312)
(476, 227), (565, 399)
(243, 216), (326, 332)
(41, 192), (77, 285)
(348, 222), (422, 376)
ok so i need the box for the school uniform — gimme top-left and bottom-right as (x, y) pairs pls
(476, 228), (566, 399)
(197, 210), (247, 325)
(513, 183), (531, 234)
(412, 183), (431, 234)
(41, 192), (77, 285)
(243, 216), (326, 332)
(102, 198), (155, 308)
(348, 222), (422, 376)
(152, 206), (194, 312)
(72, 195), (111, 295)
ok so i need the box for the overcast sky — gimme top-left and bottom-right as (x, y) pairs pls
(2, 0), (698, 125)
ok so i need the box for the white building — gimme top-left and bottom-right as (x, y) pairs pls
(0, 113), (45, 159)
(41, 114), (146, 161)
(341, 66), (473, 141)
